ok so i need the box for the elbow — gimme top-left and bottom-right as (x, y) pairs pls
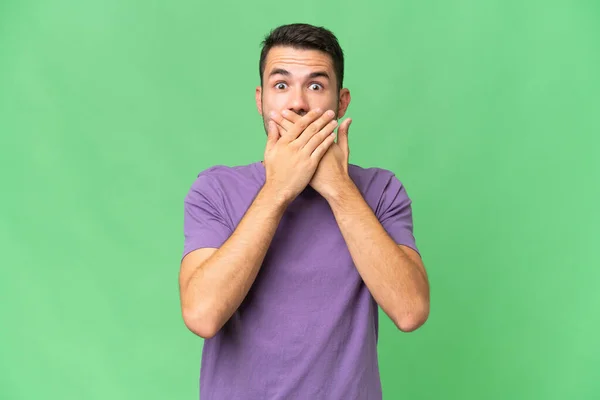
(182, 307), (221, 339)
(393, 299), (430, 333)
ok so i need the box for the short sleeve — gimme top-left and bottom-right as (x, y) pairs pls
(182, 174), (233, 260)
(378, 173), (419, 255)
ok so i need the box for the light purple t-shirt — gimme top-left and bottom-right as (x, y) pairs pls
(182, 161), (418, 400)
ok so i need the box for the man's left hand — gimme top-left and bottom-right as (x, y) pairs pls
(271, 109), (353, 200)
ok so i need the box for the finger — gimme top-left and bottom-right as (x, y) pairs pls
(337, 118), (352, 153)
(273, 120), (285, 138)
(310, 131), (336, 160)
(304, 117), (338, 154)
(270, 110), (300, 136)
(279, 108), (324, 140)
(280, 109), (301, 125)
(265, 120), (279, 151)
(295, 109), (336, 148)
(274, 110), (301, 140)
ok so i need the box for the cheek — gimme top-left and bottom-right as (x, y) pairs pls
(262, 94), (284, 113)
(310, 94), (338, 111)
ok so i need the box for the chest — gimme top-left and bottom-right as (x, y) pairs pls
(255, 195), (361, 302)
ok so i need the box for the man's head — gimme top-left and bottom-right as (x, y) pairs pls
(256, 23), (351, 134)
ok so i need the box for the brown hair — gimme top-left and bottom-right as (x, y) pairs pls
(259, 23), (345, 91)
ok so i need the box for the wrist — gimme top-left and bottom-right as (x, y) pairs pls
(258, 183), (293, 211)
(323, 177), (358, 206)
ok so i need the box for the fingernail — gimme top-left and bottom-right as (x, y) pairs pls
(326, 110), (335, 118)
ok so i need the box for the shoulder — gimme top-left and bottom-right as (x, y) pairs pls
(184, 161), (264, 208)
(348, 164), (405, 193)
(348, 164), (412, 216)
(194, 162), (260, 182)
(188, 162), (262, 191)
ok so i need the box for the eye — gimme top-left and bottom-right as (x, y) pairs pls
(274, 82), (288, 90)
(309, 83), (323, 91)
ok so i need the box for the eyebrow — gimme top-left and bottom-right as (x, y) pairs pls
(268, 68), (330, 80)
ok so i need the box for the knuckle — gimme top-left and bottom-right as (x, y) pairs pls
(309, 109), (322, 119)
(307, 124), (319, 136)
(296, 121), (308, 132)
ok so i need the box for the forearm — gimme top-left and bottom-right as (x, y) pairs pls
(326, 181), (430, 332)
(183, 184), (288, 336)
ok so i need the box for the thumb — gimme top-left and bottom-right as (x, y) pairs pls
(266, 120), (279, 150)
(337, 118), (352, 152)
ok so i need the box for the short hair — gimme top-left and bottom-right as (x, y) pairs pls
(259, 23), (345, 91)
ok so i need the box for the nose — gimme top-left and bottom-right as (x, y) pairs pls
(287, 87), (309, 116)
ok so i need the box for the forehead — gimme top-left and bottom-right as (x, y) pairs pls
(264, 46), (334, 76)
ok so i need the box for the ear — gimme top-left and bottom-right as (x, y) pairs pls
(255, 86), (263, 115)
(336, 88), (351, 119)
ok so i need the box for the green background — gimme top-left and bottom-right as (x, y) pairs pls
(1, 0), (599, 399)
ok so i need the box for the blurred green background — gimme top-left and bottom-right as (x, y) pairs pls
(1, 0), (599, 399)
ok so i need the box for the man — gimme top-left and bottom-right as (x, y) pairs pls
(179, 23), (430, 399)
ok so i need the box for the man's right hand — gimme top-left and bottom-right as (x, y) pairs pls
(262, 108), (338, 205)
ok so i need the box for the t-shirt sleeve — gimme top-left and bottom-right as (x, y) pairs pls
(182, 174), (233, 260)
(378, 173), (419, 254)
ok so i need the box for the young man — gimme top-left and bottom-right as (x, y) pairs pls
(179, 23), (430, 399)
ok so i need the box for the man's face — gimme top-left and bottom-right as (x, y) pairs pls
(256, 46), (350, 134)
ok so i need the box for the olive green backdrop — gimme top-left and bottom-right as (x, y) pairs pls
(1, 0), (598, 399)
